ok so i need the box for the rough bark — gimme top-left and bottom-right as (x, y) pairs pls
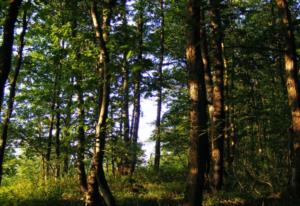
(154, 0), (165, 172)
(276, 0), (300, 196)
(184, 0), (209, 205)
(0, 6), (28, 185)
(210, 0), (225, 191)
(0, 0), (22, 113)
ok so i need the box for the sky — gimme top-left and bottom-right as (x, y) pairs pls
(137, 98), (157, 160)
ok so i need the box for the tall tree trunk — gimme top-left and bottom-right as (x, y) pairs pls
(154, 0), (165, 172)
(200, 6), (213, 106)
(0, 0), (22, 113)
(63, 92), (72, 175)
(120, 0), (131, 175)
(210, 0), (225, 191)
(46, 68), (59, 179)
(200, 5), (212, 182)
(75, 73), (88, 194)
(0, 6), (28, 185)
(86, 1), (116, 205)
(130, 2), (143, 174)
(70, 3), (88, 193)
(184, 0), (209, 205)
(55, 93), (61, 179)
(276, 0), (300, 196)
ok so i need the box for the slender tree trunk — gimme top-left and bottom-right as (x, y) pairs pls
(154, 0), (165, 172)
(200, 7), (213, 105)
(120, 0), (131, 175)
(46, 93), (55, 179)
(0, 6), (28, 185)
(210, 0), (225, 191)
(184, 0), (209, 205)
(86, 1), (116, 205)
(63, 92), (72, 175)
(130, 3), (143, 174)
(55, 92), (61, 179)
(75, 73), (88, 193)
(276, 0), (300, 196)
(199, 4), (212, 179)
(0, 0), (22, 113)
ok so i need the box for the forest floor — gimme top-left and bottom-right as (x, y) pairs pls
(1, 169), (300, 206)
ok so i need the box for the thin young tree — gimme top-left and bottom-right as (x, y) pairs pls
(154, 0), (165, 172)
(210, 0), (225, 191)
(130, 0), (144, 174)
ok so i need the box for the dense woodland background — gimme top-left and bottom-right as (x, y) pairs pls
(0, 0), (300, 205)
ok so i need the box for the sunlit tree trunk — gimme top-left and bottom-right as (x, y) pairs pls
(154, 0), (165, 172)
(200, 4), (212, 181)
(184, 0), (209, 205)
(86, 1), (116, 205)
(0, 0), (22, 113)
(0, 6), (28, 185)
(210, 0), (225, 191)
(276, 0), (300, 196)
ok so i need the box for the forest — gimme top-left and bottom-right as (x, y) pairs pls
(0, 0), (300, 205)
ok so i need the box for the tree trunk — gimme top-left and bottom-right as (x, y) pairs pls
(0, 6), (28, 185)
(210, 0), (225, 191)
(86, 1), (116, 205)
(130, 2), (143, 174)
(184, 0), (209, 205)
(0, 0), (22, 113)
(276, 0), (300, 196)
(154, 0), (165, 172)
(75, 73), (88, 194)
(199, 4), (212, 182)
(120, 0), (131, 175)
(55, 92), (61, 179)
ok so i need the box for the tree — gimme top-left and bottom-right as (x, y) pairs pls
(184, 0), (209, 205)
(85, 0), (116, 205)
(0, 3), (28, 185)
(210, 0), (225, 191)
(276, 0), (300, 196)
(0, 0), (22, 113)
(154, 0), (165, 172)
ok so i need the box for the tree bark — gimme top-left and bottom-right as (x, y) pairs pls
(130, 4), (143, 174)
(184, 0), (209, 205)
(0, 6), (28, 185)
(276, 0), (300, 197)
(154, 0), (165, 172)
(75, 73), (88, 194)
(55, 91), (61, 179)
(86, 1), (116, 205)
(0, 0), (22, 113)
(119, 0), (131, 175)
(210, 0), (225, 191)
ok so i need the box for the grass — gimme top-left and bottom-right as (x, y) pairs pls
(0, 169), (299, 206)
